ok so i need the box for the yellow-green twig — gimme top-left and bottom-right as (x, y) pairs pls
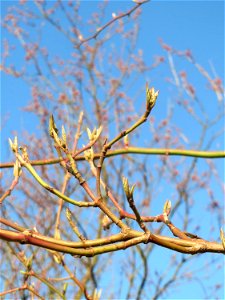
(16, 153), (96, 207)
(1, 147), (224, 169)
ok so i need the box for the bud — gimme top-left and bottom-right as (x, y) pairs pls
(63, 283), (68, 296)
(84, 148), (94, 161)
(25, 255), (33, 271)
(122, 176), (129, 198)
(93, 288), (102, 300)
(146, 83), (159, 110)
(102, 215), (111, 230)
(163, 200), (171, 215)
(54, 228), (61, 240)
(13, 159), (22, 177)
(49, 114), (58, 138)
(122, 176), (135, 199)
(66, 207), (72, 221)
(9, 136), (18, 152)
(9, 138), (13, 150)
(124, 135), (129, 148)
(87, 126), (103, 142)
(53, 252), (62, 264)
(61, 125), (67, 144)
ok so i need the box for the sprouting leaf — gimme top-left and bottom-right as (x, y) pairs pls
(87, 126), (102, 142)
(61, 125), (67, 144)
(25, 255), (33, 270)
(8, 138), (13, 150)
(13, 160), (22, 177)
(122, 177), (135, 199)
(53, 251), (62, 264)
(122, 176), (129, 197)
(9, 137), (18, 152)
(96, 125), (103, 140)
(62, 283), (68, 296)
(163, 200), (172, 215)
(49, 114), (58, 138)
(93, 288), (102, 300)
(87, 127), (92, 140)
(14, 136), (18, 149)
(146, 83), (159, 110)
(130, 184), (136, 196)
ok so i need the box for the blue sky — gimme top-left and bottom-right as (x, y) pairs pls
(1, 1), (224, 299)
(1, 0), (224, 159)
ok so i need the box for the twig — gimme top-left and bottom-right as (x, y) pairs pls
(96, 85), (158, 201)
(78, 0), (150, 47)
(62, 258), (92, 300)
(15, 152), (96, 207)
(0, 286), (26, 297)
(1, 147), (223, 169)
(65, 207), (86, 242)
(0, 176), (19, 204)
(54, 112), (84, 238)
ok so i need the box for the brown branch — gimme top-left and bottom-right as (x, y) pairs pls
(1, 228), (224, 255)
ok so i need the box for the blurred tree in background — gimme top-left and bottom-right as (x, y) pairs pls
(1, 1), (224, 299)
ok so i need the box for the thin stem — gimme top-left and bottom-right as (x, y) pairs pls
(62, 258), (92, 300)
(78, 0), (149, 46)
(54, 112), (84, 236)
(0, 176), (19, 204)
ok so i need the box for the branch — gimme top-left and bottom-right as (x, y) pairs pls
(1, 148), (224, 169)
(14, 150), (96, 208)
(1, 228), (224, 256)
(77, 0), (150, 47)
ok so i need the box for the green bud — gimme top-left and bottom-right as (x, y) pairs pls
(122, 176), (135, 198)
(122, 176), (129, 197)
(13, 160), (22, 177)
(9, 137), (18, 152)
(146, 83), (159, 110)
(61, 125), (67, 144)
(163, 200), (171, 215)
(66, 207), (72, 221)
(49, 114), (58, 138)
(87, 126), (103, 142)
(26, 255), (33, 271)
(63, 283), (68, 296)
(84, 148), (94, 161)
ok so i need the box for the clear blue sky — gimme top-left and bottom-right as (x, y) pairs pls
(1, 1), (224, 299)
